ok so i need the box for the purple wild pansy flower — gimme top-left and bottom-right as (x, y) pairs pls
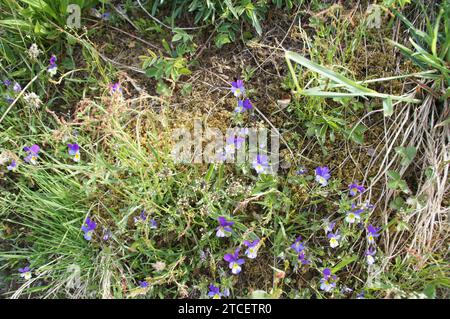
(139, 280), (149, 288)
(49, 55), (57, 65)
(230, 80), (245, 97)
(320, 268), (337, 292)
(327, 230), (341, 248)
(7, 160), (17, 171)
(18, 265), (32, 280)
(315, 166), (331, 186)
(3, 79), (11, 87)
(324, 221), (336, 234)
(252, 154), (269, 174)
(367, 225), (380, 245)
(47, 55), (57, 76)
(67, 143), (80, 162)
(345, 208), (364, 224)
(356, 292), (365, 299)
(81, 217), (97, 241)
(224, 248), (245, 275)
(208, 284), (222, 299)
(290, 236), (305, 254)
(298, 251), (310, 265)
(243, 239), (260, 259)
(149, 218), (158, 229)
(349, 182), (365, 196)
(216, 216), (234, 238)
(110, 82), (122, 95)
(23, 144), (40, 165)
(13, 82), (21, 93)
(235, 100), (245, 113)
(134, 210), (147, 224)
(224, 135), (245, 155)
(365, 247), (376, 265)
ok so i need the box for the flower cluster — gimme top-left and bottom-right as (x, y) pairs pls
(134, 209), (158, 229)
(291, 236), (310, 265)
(81, 217), (97, 241)
(230, 80), (252, 113)
(365, 224), (380, 265)
(1, 79), (21, 104)
(214, 217), (261, 278)
(320, 268), (337, 292)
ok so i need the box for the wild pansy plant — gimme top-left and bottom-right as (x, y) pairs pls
(67, 143), (80, 162)
(243, 239), (260, 259)
(290, 236), (310, 265)
(224, 248), (245, 275)
(327, 230), (341, 248)
(139, 280), (149, 288)
(23, 145), (40, 165)
(81, 217), (97, 241)
(230, 79), (253, 115)
(110, 82), (122, 95)
(208, 284), (222, 299)
(348, 182), (365, 196)
(231, 80), (245, 98)
(366, 225), (380, 245)
(47, 55), (57, 77)
(291, 236), (305, 254)
(7, 160), (17, 171)
(365, 247), (376, 265)
(320, 268), (337, 292)
(345, 207), (364, 224)
(252, 154), (269, 174)
(216, 216), (234, 238)
(315, 166), (331, 186)
(18, 265), (32, 280)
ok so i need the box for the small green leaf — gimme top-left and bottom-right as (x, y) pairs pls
(383, 97), (393, 117)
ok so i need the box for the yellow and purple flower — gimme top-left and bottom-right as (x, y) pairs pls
(252, 154), (269, 174)
(224, 248), (245, 275)
(23, 144), (40, 165)
(208, 284), (222, 299)
(231, 80), (245, 97)
(234, 99), (253, 113)
(216, 216), (234, 237)
(327, 230), (341, 248)
(367, 224), (380, 245)
(18, 265), (32, 280)
(349, 182), (365, 196)
(139, 280), (149, 288)
(365, 247), (376, 265)
(67, 143), (80, 162)
(315, 166), (331, 186)
(345, 208), (363, 224)
(81, 217), (97, 241)
(243, 239), (260, 259)
(320, 268), (337, 292)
